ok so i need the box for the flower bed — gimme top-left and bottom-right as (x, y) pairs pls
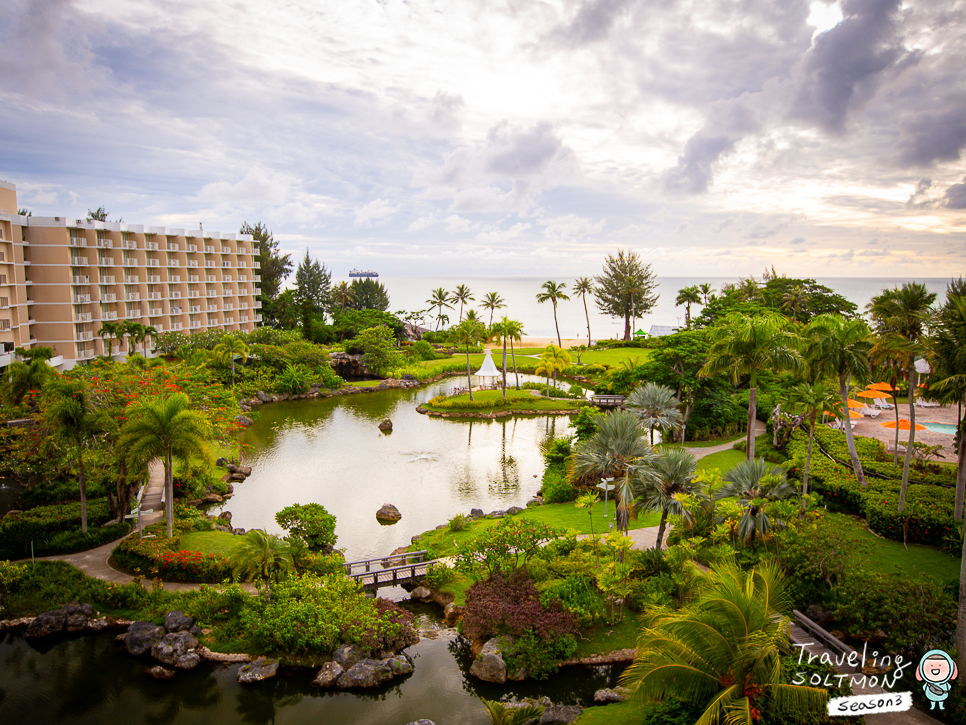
(113, 514), (232, 583)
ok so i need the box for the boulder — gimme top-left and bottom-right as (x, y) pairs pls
(175, 652), (202, 670)
(378, 419), (393, 432)
(594, 687), (632, 704)
(164, 611), (195, 632)
(311, 661), (344, 688)
(336, 654), (413, 688)
(487, 510), (507, 518)
(203, 493), (224, 503)
(411, 586), (431, 600)
(65, 613), (89, 632)
(125, 621), (166, 655)
(332, 643), (364, 669)
(256, 391), (270, 402)
(540, 706), (583, 724)
(238, 657), (280, 684)
(87, 617), (111, 631)
(411, 535), (422, 545)
(401, 374), (417, 381)
(526, 497), (545, 507)
(443, 603), (463, 625)
(228, 473), (247, 483)
(376, 503), (402, 522)
(469, 637), (509, 684)
(64, 603), (95, 617)
(219, 511), (233, 524)
(805, 604), (835, 628)
(25, 609), (67, 638)
(148, 665), (176, 680)
(234, 415), (254, 427)
(507, 506), (524, 515)
(236, 466), (252, 477)
(469, 508), (484, 518)
(215, 458), (228, 467)
(152, 631), (199, 666)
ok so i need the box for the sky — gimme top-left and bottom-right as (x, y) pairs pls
(1, 0), (964, 279)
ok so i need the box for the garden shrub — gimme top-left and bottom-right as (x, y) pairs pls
(275, 502), (337, 550)
(448, 513), (471, 532)
(542, 470), (578, 503)
(425, 562), (455, 589)
(503, 629), (577, 679)
(539, 575), (605, 627)
(0, 498), (116, 559)
(276, 363), (311, 395)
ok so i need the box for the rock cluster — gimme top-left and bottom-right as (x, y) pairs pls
(237, 377), (420, 413)
(121, 611), (206, 676)
(469, 636), (512, 683)
(376, 503), (402, 521)
(311, 644), (415, 689)
(24, 603), (114, 638)
(593, 686), (632, 703)
(238, 657), (280, 683)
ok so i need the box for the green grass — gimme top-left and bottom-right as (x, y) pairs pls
(575, 348), (653, 367)
(178, 530), (248, 558)
(576, 701), (642, 725)
(346, 379), (385, 388)
(417, 354), (487, 374)
(571, 614), (641, 659)
(423, 389), (586, 413)
(695, 448), (746, 473)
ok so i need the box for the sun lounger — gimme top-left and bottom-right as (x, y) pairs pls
(919, 400), (940, 408)
(861, 407), (880, 418)
(873, 399), (893, 410)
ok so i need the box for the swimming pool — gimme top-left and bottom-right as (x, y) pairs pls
(924, 423), (958, 435)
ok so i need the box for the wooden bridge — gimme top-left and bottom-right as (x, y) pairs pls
(345, 550), (440, 592)
(591, 394), (625, 408)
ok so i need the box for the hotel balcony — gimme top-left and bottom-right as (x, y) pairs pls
(72, 276), (90, 285)
(70, 257), (88, 266)
(75, 313), (92, 322)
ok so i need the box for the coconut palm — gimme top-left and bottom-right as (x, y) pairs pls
(479, 291), (506, 327)
(573, 277), (594, 345)
(574, 410), (657, 534)
(331, 281), (356, 310)
(488, 317), (516, 398)
(2, 355), (55, 407)
(45, 377), (105, 534)
(138, 324), (158, 356)
(781, 284), (809, 323)
(214, 334), (249, 387)
(716, 459), (798, 548)
(781, 381), (840, 500)
(867, 284), (937, 512)
(806, 314), (873, 489)
(97, 320), (122, 357)
(700, 313), (803, 460)
(635, 446), (699, 550)
(426, 288), (453, 331)
(232, 529), (294, 604)
(621, 561), (827, 725)
(538, 345), (570, 396)
(930, 288), (966, 519)
(698, 283), (714, 304)
(675, 286), (701, 327)
(502, 317), (525, 390)
(453, 284), (474, 323)
(735, 277), (761, 302)
(451, 319), (486, 401)
(625, 382), (683, 445)
(118, 393), (211, 538)
(119, 320), (143, 355)
(536, 280), (570, 348)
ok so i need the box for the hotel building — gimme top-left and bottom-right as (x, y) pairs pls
(0, 180), (261, 369)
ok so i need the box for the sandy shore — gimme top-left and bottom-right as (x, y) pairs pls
(484, 336), (590, 349)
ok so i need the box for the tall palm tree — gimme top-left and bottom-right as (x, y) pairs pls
(453, 284), (474, 323)
(698, 283), (713, 304)
(119, 320), (143, 355)
(700, 313), (803, 460)
(807, 315), (874, 489)
(781, 284), (809, 323)
(479, 291), (506, 327)
(867, 284), (937, 512)
(331, 281), (356, 310)
(538, 345), (570, 396)
(214, 335), (249, 386)
(781, 381), (840, 500)
(930, 289), (966, 519)
(716, 459), (798, 548)
(488, 318), (512, 397)
(635, 446), (699, 550)
(621, 561), (827, 725)
(119, 393), (211, 538)
(503, 317), (525, 390)
(625, 382), (683, 445)
(573, 277), (594, 346)
(97, 320), (122, 357)
(675, 286), (701, 327)
(139, 324), (158, 357)
(45, 377), (104, 533)
(536, 281), (570, 348)
(574, 410), (657, 533)
(426, 288), (453, 331)
(232, 529), (294, 604)
(451, 319), (486, 401)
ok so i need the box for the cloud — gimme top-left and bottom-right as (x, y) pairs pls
(943, 177), (966, 209)
(407, 213), (439, 232)
(541, 213), (605, 240)
(897, 108), (966, 167)
(905, 177), (934, 209)
(546, 0), (636, 48)
(661, 136), (736, 195)
(789, 236), (805, 245)
(354, 199), (399, 228)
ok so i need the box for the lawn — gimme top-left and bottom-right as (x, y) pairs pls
(575, 701), (641, 725)
(345, 379), (385, 388)
(575, 348), (653, 368)
(422, 389), (586, 413)
(178, 530), (248, 558)
(571, 614), (641, 659)
(695, 448), (746, 473)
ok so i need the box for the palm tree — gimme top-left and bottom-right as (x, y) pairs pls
(331, 281), (356, 310)
(574, 410), (657, 533)
(138, 324), (158, 356)
(735, 277), (761, 302)
(625, 382), (683, 445)
(538, 345), (570, 396)
(479, 292), (506, 327)
(452, 284), (474, 323)
(214, 335), (249, 387)
(781, 381), (840, 500)
(489, 318), (512, 397)
(573, 277), (594, 346)
(806, 314), (873, 489)
(635, 446), (699, 550)
(503, 317), (525, 390)
(867, 284), (937, 512)
(45, 377), (104, 533)
(675, 286), (701, 327)
(621, 561), (827, 725)
(698, 283), (714, 304)
(119, 393), (211, 538)
(2, 356), (55, 407)
(451, 319), (486, 401)
(232, 529), (294, 605)
(930, 289), (966, 519)
(536, 281), (570, 348)
(781, 284), (809, 323)
(716, 459), (798, 548)
(119, 320), (143, 355)
(426, 288), (453, 331)
(700, 313), (803, 460)
(97, 320), (122, 357)
(480, 699), (544, 725)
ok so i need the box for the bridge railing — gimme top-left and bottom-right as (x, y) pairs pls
(792, 609), (859, 664)
(349, 560), (435, 589)
(344, 550), (428, 576)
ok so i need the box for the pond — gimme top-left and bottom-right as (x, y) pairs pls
(217, 375), (572, 560)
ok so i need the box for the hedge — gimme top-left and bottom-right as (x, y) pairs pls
(113, 515), (232, 583)
(0, 498), (119, 559)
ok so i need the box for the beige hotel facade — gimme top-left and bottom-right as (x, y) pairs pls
(0, 180), (261, 369)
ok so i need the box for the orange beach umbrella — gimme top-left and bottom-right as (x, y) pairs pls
(856, 389), (892, 400)
(846, 398), (865, 409)
(868, 382), (895, 391)
(881, 419), (926, 431)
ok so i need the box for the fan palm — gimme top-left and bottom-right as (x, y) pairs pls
(536, 281), (570, 348)
(479, 291), (505, 327)
(635, 446), (699, 549)
(426, 288), (453, 331)
(625, 382), (683, 445)
(620, 560), (827, 725)
(573, 277), (594, 345)
(781, 381), (839, 499)
(716, 459), (798, 548)
(700, 313), (803, 460)
(453, 284), (474, 323)
(118, 393), (210, 538)
(214, 334), (249, 387)
(232, 529), (294, 604)
(675, 285), (701, 327)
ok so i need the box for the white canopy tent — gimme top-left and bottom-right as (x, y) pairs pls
(474, 350), (501, 379)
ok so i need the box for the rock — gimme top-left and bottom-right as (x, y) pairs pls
(312, 661), (344, 688)
(594, 687), (632, 703)
(63, 603), (95, 617)
(402, 374), (416, 381)
(148, 665), (176, 680)
(189, 624), (202, 636)
(378, 419), (393, 432)
(215, 457), (228, 467)
(152, 631), (199, 666)
(487, 510), (507, 518)
(526, 497), (545, 507)
(87, 617), (111, 631)
(256, 391), (270, 402)
(232, 528), (247, 535)
(385, 653), (414, 677)
(234, 415), (254, 426)
(411, 586), (431, 600)
(469, 508), (484, 518)
(805, 604), (835, 628)
(336, 655), (413, 688)
(203, 493), (224, 503)
(507, 666), (527, 681)
(540, 706), (583, 724)
(469, 637), (509, 684)
(238, 657), (279, 684)
(228, 473), (247, 483)
(175, 652), (202, 670)
(25, 609), (67, 638)
(411, 535), (422, 545)
(220, 511), (233, 524)
(332, 643), (364, 669)
(164, 611), (195, 632)
(830, 630), (846, 641)
(236, 466), (252, 476)
(65, 613), (89, 632)
(443, 603), (462, 625)
(376, 503), (402, 522)
(507, 506), (524, 515)
(125, 621), (166, 655)
(248, 398), (263, 406)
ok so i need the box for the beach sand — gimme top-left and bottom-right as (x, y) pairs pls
(485, 336), (590, 349)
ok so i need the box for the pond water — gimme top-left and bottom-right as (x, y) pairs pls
(217, 375), (571, 560)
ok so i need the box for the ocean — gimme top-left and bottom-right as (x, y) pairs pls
(329, 275), (959, 340)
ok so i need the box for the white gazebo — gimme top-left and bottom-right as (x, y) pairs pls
(474, 350), (501, 383)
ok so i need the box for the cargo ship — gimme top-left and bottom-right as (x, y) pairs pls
(349, 268), (379, 278)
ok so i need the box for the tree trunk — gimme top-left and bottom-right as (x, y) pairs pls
(553, 302), (562, 348)
(465, 353), (474, 401)
(840, 374), (867, 488)
(165, 451), (174, 538)
(510, 337), (520, 390)
(892, 376), (901, 465)
(955, 421), (965, 521)
(958, 527), (966, 681)
(899, 367), (918, 512)
(655, 509), (668, 550)
(623, 313), (631, 341)
(231, 357), (235, 386)
(78, 449), (88, 534)
(582, 294), (591, 346)
(804, 415), (815, 497)
(501, 336), (507, 399)
(746, 383), (757, 460)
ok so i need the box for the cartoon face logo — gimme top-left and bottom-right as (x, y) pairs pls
(916, 650), (958, 710)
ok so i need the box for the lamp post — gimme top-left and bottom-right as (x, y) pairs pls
(597, 477), (615, 519)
